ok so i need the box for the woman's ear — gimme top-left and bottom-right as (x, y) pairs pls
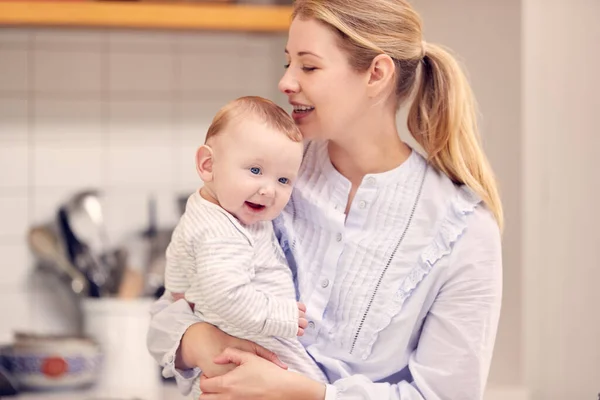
(366, 54), (396, 98)
(196, 145), (214, 182)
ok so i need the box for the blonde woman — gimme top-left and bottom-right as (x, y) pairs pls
(147, 0), (503, 399)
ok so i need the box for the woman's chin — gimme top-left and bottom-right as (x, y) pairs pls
(298, 125), (324, 141)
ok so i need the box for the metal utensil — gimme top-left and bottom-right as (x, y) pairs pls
(27, 226), (89, 297)
(73, 191), (110, 256)
(62, 191), (113, 296)
(57, 206), (103, 297)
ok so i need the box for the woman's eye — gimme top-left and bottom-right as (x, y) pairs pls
(250, 167), (261, 175)
(284, 62), (315, 72)
(278, 177), (290, 184)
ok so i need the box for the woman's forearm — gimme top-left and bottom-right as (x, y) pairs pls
(288, 372), (327, 400)
(180, 322), (242, 378)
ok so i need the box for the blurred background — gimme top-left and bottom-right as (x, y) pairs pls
(0, 0), (598, 399)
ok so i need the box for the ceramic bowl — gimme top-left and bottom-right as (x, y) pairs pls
(0, 333), (103, 391)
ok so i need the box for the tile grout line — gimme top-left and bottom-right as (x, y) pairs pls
(26, 28), (34, 229)
(26, 27), (36, 331)
(102, 28), (110, 192)
(173, 32), (182, 200)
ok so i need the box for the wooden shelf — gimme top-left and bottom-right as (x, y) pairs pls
(0, 1), (293, 32)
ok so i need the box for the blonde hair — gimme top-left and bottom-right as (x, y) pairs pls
(206, 96), (302, 143)
(293, 0), (503, 231)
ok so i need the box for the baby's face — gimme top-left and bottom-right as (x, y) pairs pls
(208, 116), (303, 225)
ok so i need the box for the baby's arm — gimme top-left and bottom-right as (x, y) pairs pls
(164, 225), (194, 295)
(188, 237), (302, 338)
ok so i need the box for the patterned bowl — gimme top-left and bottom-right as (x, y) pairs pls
(0, 333), (103, 391)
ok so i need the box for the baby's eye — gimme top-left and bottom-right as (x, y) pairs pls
(278, 177), (290, 184)
(250, 167), (261, 175)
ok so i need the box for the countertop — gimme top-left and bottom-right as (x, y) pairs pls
(10, 382), (191, 399)
(8, 382), (529, 399)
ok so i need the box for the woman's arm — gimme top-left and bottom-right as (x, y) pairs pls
(147, 291), (289, 394)
(199, 348), (326, 400)
(199, 207), (502, 400)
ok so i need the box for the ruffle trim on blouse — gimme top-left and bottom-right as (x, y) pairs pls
(357, 185), (482, 360)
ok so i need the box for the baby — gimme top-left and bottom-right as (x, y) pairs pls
(164, 96), (327, 399)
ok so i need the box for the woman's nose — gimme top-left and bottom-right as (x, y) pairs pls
(278, 69), (299, 94)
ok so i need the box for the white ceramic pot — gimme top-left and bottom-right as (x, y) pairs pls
(82, 297), (162, 400)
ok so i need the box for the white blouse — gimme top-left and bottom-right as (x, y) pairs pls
(147, 141), (503, 400)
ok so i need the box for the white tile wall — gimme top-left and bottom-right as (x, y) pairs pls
(0, 27), (286, 340)
(33, 50), (104, 94)
(0, 144), (28, 188)
(33, 28), (106, 48)
(0, 191), (30, 238)
(30, 187), (79, 224)
(0, 98), (28, 140)
(33, 99), (104, 146)
(0, 291), (32, 343)
(32, 146), (104, 188)
(0, 243), (31, 287)
(107, 100), (174, 146)
(0, 48), (29, 93)
(109, 52), (175, 93)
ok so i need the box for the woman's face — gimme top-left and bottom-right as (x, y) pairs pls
(278, 18), (370, 141)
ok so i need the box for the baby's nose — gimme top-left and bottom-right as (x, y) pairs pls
(259, 186), (275, 198)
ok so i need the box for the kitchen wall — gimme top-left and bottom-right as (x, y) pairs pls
(408, 0), (524, 392)
(523, 0), (600, 399)
(0, 27), (286, 339)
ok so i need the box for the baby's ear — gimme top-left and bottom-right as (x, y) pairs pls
(196, 145), (214, 182)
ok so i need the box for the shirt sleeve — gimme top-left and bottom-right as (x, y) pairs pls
(324, 207), (503, 400)
(146, 291), (202, 396)
(187, 236), (299, 338)
(164, 223), (194, 294)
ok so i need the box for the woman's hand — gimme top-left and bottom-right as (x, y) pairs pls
(199, 348), (326, 400)
(178, 322), (288, 378)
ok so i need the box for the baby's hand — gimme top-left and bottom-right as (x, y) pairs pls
(171, 292), (195, 311)
(297, 302), (308, 336)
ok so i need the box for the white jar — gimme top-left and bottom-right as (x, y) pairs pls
(82, 298), (162, 400)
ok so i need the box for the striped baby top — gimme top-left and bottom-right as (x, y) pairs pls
(164, 191), (327, 399)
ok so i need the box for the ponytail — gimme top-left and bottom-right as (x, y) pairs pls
(407, 43), (504, 232)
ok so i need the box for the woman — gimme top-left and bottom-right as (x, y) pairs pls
(147, 0), (503, 399)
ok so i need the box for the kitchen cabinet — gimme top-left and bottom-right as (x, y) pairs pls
(0, 1), (292, 32)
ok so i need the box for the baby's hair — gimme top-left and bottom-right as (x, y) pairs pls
(205, 96), (302, 143)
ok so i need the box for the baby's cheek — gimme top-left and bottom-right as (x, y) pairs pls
(273, 202), (287, 217)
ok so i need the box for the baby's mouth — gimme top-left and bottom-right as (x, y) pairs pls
(245, 201), (265, 210)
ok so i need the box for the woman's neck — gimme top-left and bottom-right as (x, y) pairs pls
(328, 130), (412, 186)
